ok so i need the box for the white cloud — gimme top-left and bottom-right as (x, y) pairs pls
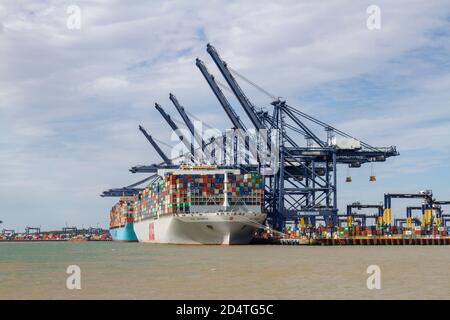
(88, 76), (129, 92)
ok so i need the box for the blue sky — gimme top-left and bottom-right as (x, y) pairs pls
(1, 0), (450, 231)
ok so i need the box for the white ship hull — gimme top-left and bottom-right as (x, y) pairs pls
(133, 212), (266, 245)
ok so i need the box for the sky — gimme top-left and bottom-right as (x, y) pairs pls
(1, 0), (450, 231)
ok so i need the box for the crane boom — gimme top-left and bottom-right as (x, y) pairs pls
(138, 125), (171, 164)
(169, 94), (194, 134)
(195, 58), (246, 131)
(101, 175), (159, 197)
(169, 93), (206, 152)
(283, 105), (326, 147)
(206, 44), (265, 130)
(346, 203), (383, 216)
(434, 201), (450, 205)
(155, 103), (194, 157)
(101, 188), (143, 197)
(196, 58), (260, 163)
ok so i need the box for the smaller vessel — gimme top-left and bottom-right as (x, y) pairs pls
(109, 197), (138, 242)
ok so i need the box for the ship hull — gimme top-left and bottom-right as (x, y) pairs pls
(133, 212), (266, 245)
(109, 222), (138, 242)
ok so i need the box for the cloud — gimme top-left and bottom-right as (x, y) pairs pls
(0, 0), (449, 230)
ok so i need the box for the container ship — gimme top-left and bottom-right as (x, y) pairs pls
(109, 167), (266, 245)
(109, 197), (138, 242)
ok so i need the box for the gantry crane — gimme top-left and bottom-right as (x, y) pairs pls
(405, 206), (423, 228)
(345, 203), (384, 227)
(202, 44), (398, 229)
(103, 44), (399, 231)
(62, 227), (78, 235)
(384, 192), (433, 228)
(2, 229), (15, 236)
(394, 217), (421, 228)
(25, 227), (40, 235)
(432, 200), (450, 227)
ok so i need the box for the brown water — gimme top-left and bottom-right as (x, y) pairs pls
(0, 242), (449, 299)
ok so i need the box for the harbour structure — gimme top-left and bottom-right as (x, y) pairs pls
(0, 226), (111, 241)
(25, 227), (40, 236)
(101, 44), (399, 232)
(1, 229), (15, 237)
(433, 200), (450, 227)
(394, 216), (421, 228)
(62, 227), (78, 235)
(343, 203), (383, 227)
(339, 193), (450, 234)
(383, 191), (437, 230)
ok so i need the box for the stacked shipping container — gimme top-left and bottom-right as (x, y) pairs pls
(109, 197), (135, 229)
(132, 173), (264, 221)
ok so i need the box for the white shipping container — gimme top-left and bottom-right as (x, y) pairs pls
(329, 137), (361, 150)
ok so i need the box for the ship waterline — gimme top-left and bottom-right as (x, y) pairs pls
(109, 222), (138, 242)
(133, 212), (267, 245)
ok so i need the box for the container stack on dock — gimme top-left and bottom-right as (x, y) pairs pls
(282, 224), (450, 240)
(0, 231), (111, 241)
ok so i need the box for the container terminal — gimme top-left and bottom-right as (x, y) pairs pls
(0, 226), (111, 242)
(101, 44), (450, 244)
(4, 44), (448, 245)
(96, 43), (445, 245)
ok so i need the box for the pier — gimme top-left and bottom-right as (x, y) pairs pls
(316, 237), (450, 246)
(0, 227), (111, 242)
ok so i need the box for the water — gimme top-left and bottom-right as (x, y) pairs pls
(0, 242), (449, 299)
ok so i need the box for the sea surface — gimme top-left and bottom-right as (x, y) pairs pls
(0, 242), (449, 299)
